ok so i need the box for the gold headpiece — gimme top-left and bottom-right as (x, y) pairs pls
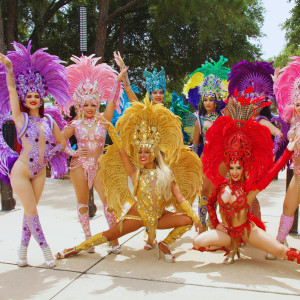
(117, 97), (183, 165)
(133, 121), (160, 153)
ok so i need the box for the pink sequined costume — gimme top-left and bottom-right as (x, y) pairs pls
(64, 55), (122, 249)
(273, 56), (300, 244)
(65, 116), (106, 189)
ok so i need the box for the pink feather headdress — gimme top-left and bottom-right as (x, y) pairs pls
(67, 55), (122, 113)
(275, 56), (300, 122)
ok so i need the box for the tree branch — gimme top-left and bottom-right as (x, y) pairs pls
(103, 0), (142, 24)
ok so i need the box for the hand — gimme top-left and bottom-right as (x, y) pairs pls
(271, 67), (280, 82)
(76, 148), (88, 157)
(216, 222), (228, 234)
(0, 53), (13, 70)
(95, 112), (111, 129)
(287, 136), (300, 151)
(194, 222), (203, 234)
(117, 65), (129, 82)
(113, 51), (125, 68)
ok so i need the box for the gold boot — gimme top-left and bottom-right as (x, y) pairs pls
(76, 232), (108, 252)
(158, 225), (192, 263)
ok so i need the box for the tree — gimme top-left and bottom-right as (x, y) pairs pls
(283, 0), (300, 51)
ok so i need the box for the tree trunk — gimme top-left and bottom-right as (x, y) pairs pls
(95, 0), (110, 60)
(7, 0), (18, 50)
(0, 8), (5, 53)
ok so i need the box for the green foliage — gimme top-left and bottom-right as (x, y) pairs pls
(283, 0), (300, 50)
(1, 0), (265, 92)
(273, 45), (300, 69)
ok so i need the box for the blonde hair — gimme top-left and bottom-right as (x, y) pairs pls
(155, 152), (173, 201)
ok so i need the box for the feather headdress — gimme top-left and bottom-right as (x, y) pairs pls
(67, 55), (122, 113)
(116, 97), (183, 165)
(0, 41), (70, 113)
(183, 56), (229, 110)
(228, 61), (275, 105)
(143, 67), (166, 99)
(274, 56), (300, 122)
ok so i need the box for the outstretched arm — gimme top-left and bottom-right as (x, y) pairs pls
(113, 51), (139, 103)
(251, 137), (297, 196)
(0, 53), (24, 129)
(96, 113), (136, 182)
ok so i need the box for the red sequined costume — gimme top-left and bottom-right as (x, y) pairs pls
(203, 116), (293, 250)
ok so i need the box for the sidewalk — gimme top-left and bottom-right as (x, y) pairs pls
(0, 171), (299, 300)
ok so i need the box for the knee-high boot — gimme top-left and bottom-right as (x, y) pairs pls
(198, 196), (208, 229)
(276, 214), (294, 243)
(162, 225), (192, 246)
(75, 232), (108, 252)
(18, 213), (31, 266)
(27, 214), (55, 268)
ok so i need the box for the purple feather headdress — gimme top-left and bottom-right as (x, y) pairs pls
(0, 41), (71, 113)
(228, 61), (275, 104)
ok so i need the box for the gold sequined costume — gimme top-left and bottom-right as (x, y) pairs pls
(76, 98), (202, 251)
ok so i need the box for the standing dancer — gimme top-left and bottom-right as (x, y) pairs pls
(183, 57), (230, 230)
(56, 98), (202, 262)
(266, 56), (300, 259)
(63, 54), (127, 254)
(0, 42), (70, 268)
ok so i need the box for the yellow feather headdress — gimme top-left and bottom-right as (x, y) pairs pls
(116, 97), (183, 165)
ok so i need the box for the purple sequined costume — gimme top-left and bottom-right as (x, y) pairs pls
(17, 112), (63, 179)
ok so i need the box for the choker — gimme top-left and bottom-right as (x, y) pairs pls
(83, 117), (96, 128)
(229, 179), (244, 195)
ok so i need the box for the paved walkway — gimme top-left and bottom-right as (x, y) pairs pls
(0, 171), (299, 300)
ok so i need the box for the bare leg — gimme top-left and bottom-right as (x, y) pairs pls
(248, 226), (289, 259)
(193, 229), (231, 249)
(57, 204), (144, 258)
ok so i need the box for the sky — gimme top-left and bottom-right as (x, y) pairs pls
(260, 0), (295, 59)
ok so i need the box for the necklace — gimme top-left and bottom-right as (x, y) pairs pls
(229, 179), (244, 195)
(83, 117), (96, 128)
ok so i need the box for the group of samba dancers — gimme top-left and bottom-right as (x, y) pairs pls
(0, 42), (299, 268)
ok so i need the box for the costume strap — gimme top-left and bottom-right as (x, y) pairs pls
(44, 114), (54, 131)
(17, 112), (29, 141)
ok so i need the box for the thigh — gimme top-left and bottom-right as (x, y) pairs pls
(193, 229), (231, 248)
(201, 174), (214, 196)
(247, 226), (288, 258)
(31, 167), (46, 204)
(10, 162), (37, 216)
(104, 204), (143, 240)
(157, 211), (193, 229)
(283, 175), (299, 216)
(70, 166), (89, 204)
(93, 175), (107, 204)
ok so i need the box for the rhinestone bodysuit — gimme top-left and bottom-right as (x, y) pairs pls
(17, 113), (57, 179)
(66, 117), (106, 189)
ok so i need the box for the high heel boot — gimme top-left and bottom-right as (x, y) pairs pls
(223, 248), (240, 265)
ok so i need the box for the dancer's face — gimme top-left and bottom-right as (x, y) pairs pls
(83, 101), (97, 118)
(229, 160), (243, 182)
(25, 91), (41, 109)
(203, 94), (216, 113)
(151, 89), (164, 104)
(138, 148), (153, 167)
(295, 99), (300, 117)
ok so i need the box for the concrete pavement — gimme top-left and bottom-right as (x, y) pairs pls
(0, 171), (299, 300)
